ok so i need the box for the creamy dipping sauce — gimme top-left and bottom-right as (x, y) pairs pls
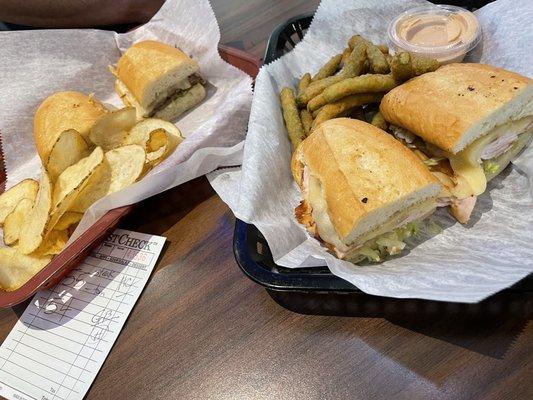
(388, 5), (481, 64)
(399, 12), (478, 47)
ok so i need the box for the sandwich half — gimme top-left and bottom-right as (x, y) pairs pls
(292, 118), (442, 262)
(114, 40), (206, 121)
(380, 63), (533, 223)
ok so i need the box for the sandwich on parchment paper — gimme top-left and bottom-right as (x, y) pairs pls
(291, 118), (442, 262)
(380, 63), (533, 223)
(113, 40), (206, 121)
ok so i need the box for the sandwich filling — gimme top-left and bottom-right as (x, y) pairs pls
(148, 73), (205, 116)
(390, 116), (533, 223)
(296, 167), (436, 262)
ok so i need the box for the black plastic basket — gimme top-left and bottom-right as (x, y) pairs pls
(232, 3), (532, 316)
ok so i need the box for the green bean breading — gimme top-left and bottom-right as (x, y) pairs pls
(312, 54), (342, 81)
(280, 87), (306, 148)
(321, 74), (398, 104)
(365, 41), (390, 74)
(311, 93), (384, 130)
(298, 73), (312, 94)
(390, 52), (440, 82)
(300, 109), (313, 136)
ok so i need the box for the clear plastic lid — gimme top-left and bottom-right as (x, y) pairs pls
(387, 5), (482, 63)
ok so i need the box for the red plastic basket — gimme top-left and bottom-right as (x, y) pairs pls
(0, 44), (260, 308)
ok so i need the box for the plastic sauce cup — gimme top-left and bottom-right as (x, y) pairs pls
(387, 5), (482, 64)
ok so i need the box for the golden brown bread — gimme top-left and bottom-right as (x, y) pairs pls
(380, 63), (532, 153)
(33, 91), (107, 162)
(116, 40), (199, 111)
(291, 143), (304, 187)
(294, 118), (440, 240)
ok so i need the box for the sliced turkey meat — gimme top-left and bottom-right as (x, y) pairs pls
(450, 195), (477, 224)
(480, 131), (518, 160)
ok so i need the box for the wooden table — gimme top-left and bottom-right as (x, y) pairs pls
(1, 1), (532, 399)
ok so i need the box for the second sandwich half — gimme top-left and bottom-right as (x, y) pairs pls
(292, 118), (442, 262)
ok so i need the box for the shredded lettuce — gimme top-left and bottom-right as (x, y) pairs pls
(357, 246), (381, 262)
(350, 221), (425, 263)
(426, 220), (443, 236)
(483, 160), (500, 175)
(423, 157), (444, 166)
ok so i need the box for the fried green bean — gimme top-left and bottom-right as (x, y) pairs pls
(371, 111), (388, 130)
(300, 109), (313, 136)
(298, 73), (312, 94)
(365, 42), (390, 74)
(348, 34), (365, 49)
(297, 41), (367, 107)
(311, 93), (384, 130)
(297, 75), (344, 107)
(280, 87), (306, 148)
(341, 47), (351, 67)
(341, 40), (367, 78)
(312, 54), (342, 81)
(321, 74), (398, 104)
(390, 52), (412, 81)
(377, 44), (389, 54)
(390, 52), (440, 82)
(307, 93), (328, 112)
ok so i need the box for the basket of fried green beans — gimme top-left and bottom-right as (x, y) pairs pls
(280, 35), (440, 149)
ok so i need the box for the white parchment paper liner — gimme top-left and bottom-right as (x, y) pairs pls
(0, 0), (253, 244)
(209, 0), (533, 303)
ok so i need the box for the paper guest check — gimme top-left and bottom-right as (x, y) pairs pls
(0, 229), (166, 400)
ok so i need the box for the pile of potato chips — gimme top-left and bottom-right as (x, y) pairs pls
(0, 106), (183, 291)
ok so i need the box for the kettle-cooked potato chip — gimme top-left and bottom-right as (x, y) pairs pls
(0, 247), (51, 291)
(47, 129), (89, 181)
(0, 179), (38, 226)
(35, 229), (69, 256)
(3, 198), (34, 246)
(89, 107), (137, 150)
(18, 170), (52, 254)
(125, 118), (183, 166)
(70, 145), (146, 212)
(147, 128), (168, 153)
(54, 211), (83, 231)
(49, 146), (104, 229)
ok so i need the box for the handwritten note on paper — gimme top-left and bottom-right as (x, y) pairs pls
(0, 229), (166, 400)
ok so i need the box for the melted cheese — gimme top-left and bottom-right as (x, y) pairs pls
(449, 117), (532, 198)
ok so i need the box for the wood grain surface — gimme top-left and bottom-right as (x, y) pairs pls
(1, 1), (532, 399)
